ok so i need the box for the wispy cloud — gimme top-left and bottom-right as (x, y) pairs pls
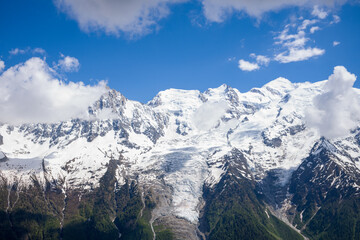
(9, 48), (27, 55)
(33, 48), (46, 55)
(333, 41), (340, 46)
(250, 53), (270, 66)
(331, 15), (341, 24)
(298, 19), (318, 31)
(234, 2), (343, 70)
(9, 47), (46, 56)
(273, 15), (328, 63)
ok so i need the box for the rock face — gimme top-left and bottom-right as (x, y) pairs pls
(0, 79), (359, 239)
(0, 151), (6, 162)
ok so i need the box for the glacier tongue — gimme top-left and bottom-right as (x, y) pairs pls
(0, 79), (359, 223)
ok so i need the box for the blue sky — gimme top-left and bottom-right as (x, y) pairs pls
(1, 0), (359, 103)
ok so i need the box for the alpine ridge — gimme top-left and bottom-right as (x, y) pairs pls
(0, 70), (359, 239)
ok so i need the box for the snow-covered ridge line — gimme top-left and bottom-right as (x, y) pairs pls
(0, 71), (359, 223)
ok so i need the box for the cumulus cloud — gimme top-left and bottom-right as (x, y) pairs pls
(201, 0), (345, 22)
(57, 55), (80, 72)
(238, 59), (260, 71)
(306, 66), (360, 139)
(0, 60), (4, 72)
(333, 41), (340, 46)
(0, 57), (108, 124)
(193, 100), (229, 131)
(275, 47), (325, 63)
(55, 0), (185, 36)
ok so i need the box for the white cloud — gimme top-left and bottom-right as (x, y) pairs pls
(192, 100), (228, 131)
(298, 19), (318, 31)
(0, 60), (4, 72)
(53, 0), (347, 36)
(57, 55), (80, 72)
(221, 1), (342, 69)
(201, 0), (345, 22)
(237, 54), (270, 71)
(333, 41), (340, 46)
(9, 47), (46, 55)
(312, 5), (328, 19)
(250, 53), (270, 66)
(0, 57), (108, 124)
(9, 48), (27, 55)
(310, 26), (320, 33)
(275, 27), (309, 48)
(238, 59), (260, 71)
(306, 66), (360, 139)
(33, 48), (46, 54)
(274, 21), (326, 63)
(275, 47), (325, 63)
(331, 15), (341, 24)
(55, 0), (185, 36)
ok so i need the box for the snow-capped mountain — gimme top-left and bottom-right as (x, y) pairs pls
(0, 75), (359, 239)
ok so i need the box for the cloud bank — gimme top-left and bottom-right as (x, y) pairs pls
(0, 57), (108, 124)
(306, 66), (360, 139)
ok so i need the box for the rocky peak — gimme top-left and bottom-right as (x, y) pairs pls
(311, 137), (338, 156)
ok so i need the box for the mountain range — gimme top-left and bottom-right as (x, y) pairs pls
(0, 70), (360, 240)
